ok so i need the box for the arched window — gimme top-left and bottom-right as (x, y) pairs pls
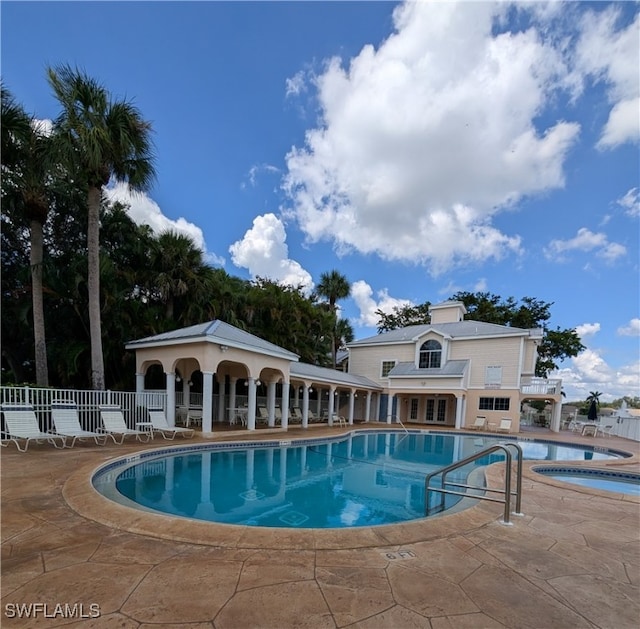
(419, 340), (442, 368)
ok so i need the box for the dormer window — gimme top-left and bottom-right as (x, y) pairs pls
(419, 340), (441, 368)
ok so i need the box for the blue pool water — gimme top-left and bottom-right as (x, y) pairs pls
(93, 431), (624, 529)
(534, 466), (640, 496)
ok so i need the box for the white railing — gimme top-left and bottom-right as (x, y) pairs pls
(520, 377), (562, 395)
(0, 386), (167, 434)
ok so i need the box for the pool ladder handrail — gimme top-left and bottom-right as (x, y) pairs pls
(425, 442), (524, 525)
(390, 415), (409, 435)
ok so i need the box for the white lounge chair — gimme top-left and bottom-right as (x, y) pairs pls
(1, 404), (67, 452)
(497, 419), (512, 433)
(290, 407), (303, 423)
(257, 405), (269, 425)
(98, 405), (151, 444)
(147, 408), (195, 440)
(332, 414), (347, 427)
(468, 416), (486, 431)
(597, 423), (615, 437)
(51, 401), (107, 446)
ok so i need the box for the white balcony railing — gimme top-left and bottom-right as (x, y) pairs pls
(520, 377), (562, 396)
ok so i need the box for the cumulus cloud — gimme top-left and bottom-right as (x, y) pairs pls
(544, 227), (626, 263)
(576, 322), (601, 338)
(351, 280), (414, 327)
(617, 187), (640, 218)
(104, 182), (224, 265)
(282, 1), (584, 274)
(229, 213), (313, 292)
(617, 318), (640, 337)
(574, 8), (640, 149)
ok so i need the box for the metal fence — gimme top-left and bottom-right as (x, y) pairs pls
(0, 386), (168, 434)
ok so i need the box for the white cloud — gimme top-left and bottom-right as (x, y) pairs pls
(575, 322), (600, 338)
(351, 280), (414, 327)
(244, 163), (280, 188)
(229, 213), (313, 292)
(285, 70), (307, 98)
(617, 187), (640, 218)
(283, 1), (582, 274)
(104, 182), (224, 265)
(544, 227), (626, 263)
(32, 118), (52, 137)
(575, 8), (640, 149)
(617, 318), (640, 337)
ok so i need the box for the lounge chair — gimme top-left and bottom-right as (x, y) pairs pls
(51, 401), (107, 446)
(468, 416), (486, 431)
(332, 414), (347, 427)
(274, 407), (282, 425)
(98, 405), (151, 444)
(257, 405), (269, 425)
(147, 408), (195, 440)
(290, 407), (303, 423)
(1, 404), (67, 452)
(497, 419), (512, 433)
(597, 423), (615, 437)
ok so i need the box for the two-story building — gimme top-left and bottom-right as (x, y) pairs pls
(347, 300), (562, 432)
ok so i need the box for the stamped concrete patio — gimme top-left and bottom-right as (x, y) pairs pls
(2, 425), (639, 628)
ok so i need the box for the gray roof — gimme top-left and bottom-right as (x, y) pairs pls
(348, 321), (543, 347)
(290, 362), (381, 390)
(388, 360), (468, 378)
(126, 320), (299, 361)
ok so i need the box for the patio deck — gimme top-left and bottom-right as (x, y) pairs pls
(2, 425), (639, 628)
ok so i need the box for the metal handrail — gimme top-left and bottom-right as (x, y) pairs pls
(391, 415), (410, 435)
(425, 442), (523, 525)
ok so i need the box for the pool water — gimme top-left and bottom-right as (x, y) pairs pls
(535, 467), (640, 496)
(94, 431), (621, 529)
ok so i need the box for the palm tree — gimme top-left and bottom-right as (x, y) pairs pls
(316, 270), (351, 368)
(150, 231), (207, 323)
(47, 65), (155, 390)
(1, 85), (55, 385)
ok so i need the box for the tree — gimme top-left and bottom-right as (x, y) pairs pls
(1, 85), (58, 385)
(376, 302), (432, 332)
(48, 65), (155, 389)
(316, 270), (351, 367)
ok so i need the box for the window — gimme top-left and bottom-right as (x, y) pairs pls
(381, 360), (396, 377)
(419, 340), (442, 368)
(409, 398), (418, 420)
(425, 399), (435, 422)
(485, 366), (502, 388)
(436, 399), (447, 422)
(479, 397), (511, 411)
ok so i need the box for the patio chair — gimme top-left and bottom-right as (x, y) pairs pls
(497, 419), (512, 433)
(468, 416), (486, 431)
(274, 407), (282, 425)
(290, 407), (303, 423)
(51, 401), (107, 446)
(257, 405), (269, 425)
(596, 423), (615, 437)
(147, 408), (195, 440)
(98, 405), (151, 444)
(1, 404), (67, 452)
(332, 414), (347, 427)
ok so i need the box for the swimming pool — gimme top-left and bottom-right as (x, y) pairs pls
(93, 430), (625, 529)
(533, 466), (640, 496)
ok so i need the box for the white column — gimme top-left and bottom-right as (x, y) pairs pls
(387, 394), (395, 424)
(281, 381), (290, 430)
(166, 372), (176, 427)
(316, 389), (322, 417)
(348, 390), (355, 425)
(293, 385), (300, 409)
(365, 391), (372, 423)
(135, 372), (145, 394)
(184, 379), (191, 408)
(455, 395), (464, 429)
(247, 376), (257, 431)
(327, 387), (336, 426)
(302, 385), (310, 428)
(550, 401), (562, 433)
(217, 375), (226, 424)
(228, 377), (237, 423)
(267, 380), (277, 427)
(202, 371), (214, 434)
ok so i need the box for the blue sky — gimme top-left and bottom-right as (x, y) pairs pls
(2, 1), (638, 402)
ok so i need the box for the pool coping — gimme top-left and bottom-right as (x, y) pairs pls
(63, 429), (638, 550)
